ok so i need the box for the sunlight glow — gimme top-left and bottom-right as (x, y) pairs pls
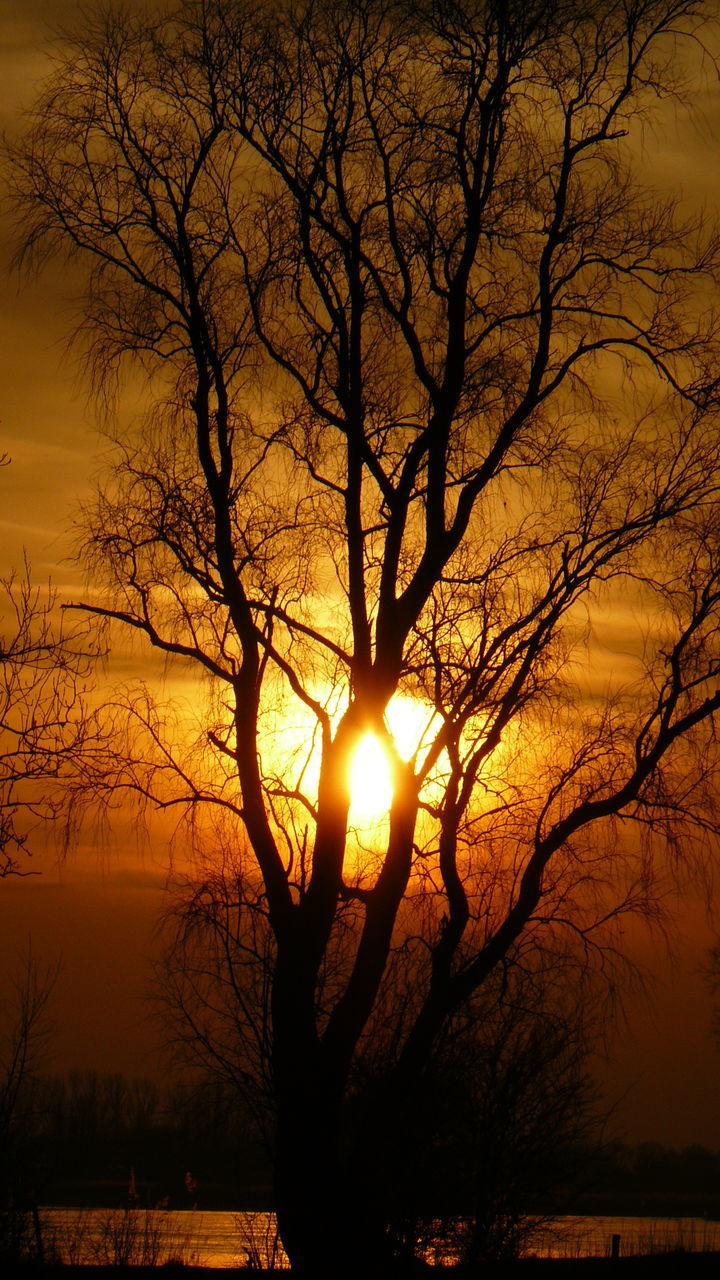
(347, 695), (439, 827)
(349, 732), (393, 823)
(386, 695), (433, 763)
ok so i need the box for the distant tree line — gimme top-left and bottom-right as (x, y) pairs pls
(9, 1070), (270, 1210)
(12, 1065), (720, 1208)
(585, 1141), (720, 1214)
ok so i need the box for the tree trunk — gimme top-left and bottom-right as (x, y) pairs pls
(269, 913), (409, 1273)
(273, 1076), (397, 1275)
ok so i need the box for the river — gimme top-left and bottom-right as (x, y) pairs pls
(36, 1207), (720, 1268)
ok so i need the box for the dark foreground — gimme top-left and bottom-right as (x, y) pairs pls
(12, 1256), (720, 1278)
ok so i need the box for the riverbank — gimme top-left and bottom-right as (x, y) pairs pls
(12, 1257), (720, 1278)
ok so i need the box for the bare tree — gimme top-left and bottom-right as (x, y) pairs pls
(9, 0), (720, 1269)
(0, 947), (57, 1147)
(159, 856), (277, 1141)
(374, 974), (602, 1265)
(159, 846), (604, 1267)
(0, 563), (99, 877)
(0, 946), (58, 1264)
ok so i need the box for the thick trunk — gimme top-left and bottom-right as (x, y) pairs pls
(269, 946), (356, 1272)
(267, 813), (417, 1274)
(273, 1090), (395, 1275)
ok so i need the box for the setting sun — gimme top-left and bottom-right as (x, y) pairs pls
(347, 696), (439, 826)
(349, 732), (393, 823)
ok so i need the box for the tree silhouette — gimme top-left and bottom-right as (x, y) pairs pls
(9, 0), (720, 1269)
(0, 946), (57, 1263)
(0, 565), (96, 877)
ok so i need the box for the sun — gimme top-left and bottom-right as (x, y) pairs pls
(347, 694), (438, 826)
(349, 732), (393, 824)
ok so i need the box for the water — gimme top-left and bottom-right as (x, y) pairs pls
(39, 1208), (281, 1269)
(541, 1216), (720, 1259)
(38, 1207), (720, 1269)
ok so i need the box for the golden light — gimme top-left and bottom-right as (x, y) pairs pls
(386, 694), (433, 762)
(347, 695), (439, 827)
(349, 732), (393, 824)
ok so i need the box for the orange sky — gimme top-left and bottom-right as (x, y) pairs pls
(1, 0), (720, 1149)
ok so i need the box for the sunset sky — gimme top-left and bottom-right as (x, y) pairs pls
(2, 0), (720, 1152)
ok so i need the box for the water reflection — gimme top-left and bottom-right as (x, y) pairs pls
(39, 1207), (720, 1269)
